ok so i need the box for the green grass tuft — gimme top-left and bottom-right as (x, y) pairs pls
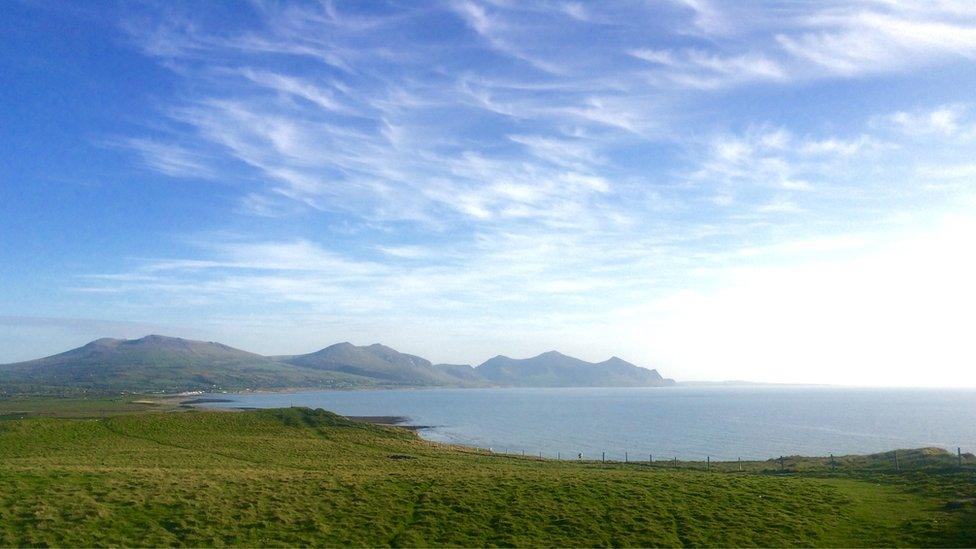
(0, 404), (973, 547)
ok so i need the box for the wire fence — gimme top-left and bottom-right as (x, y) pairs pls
(485, 446), (972, 472)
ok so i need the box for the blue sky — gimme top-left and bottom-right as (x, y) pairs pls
(2, 0), (976, 385)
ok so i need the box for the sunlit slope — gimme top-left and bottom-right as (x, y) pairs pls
(1, 336), (679, 395)
(1, 408), (973, 547)
(277, 342), (485, 386)
(0, 335), (369, 395)
(477, 350), (675, 387)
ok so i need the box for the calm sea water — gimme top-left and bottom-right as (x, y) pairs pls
(202, 386), (976, 460)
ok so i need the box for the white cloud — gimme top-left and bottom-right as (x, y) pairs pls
(452, 0), (566, 74)
(639, 48), (787, 89)
(688, 124), (900, 212)
(236, 69), (350, 113)
(629, 48), (677, 66)
(876, 104), (975, 138)
(508, 134), (603, 170)
(647, 2), (976, 85)
(799, 136), (880, 156)
(77, 2), (976, 385)
(120, 137), (216, 179)
(776, 4), (976, 77)
(375, 245), (431, 259)
(917, 163), (976, 181)
(756, 199), (799, 214)
(668, 0), (732, 37)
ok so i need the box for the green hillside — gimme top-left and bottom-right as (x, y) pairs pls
(0, 405), (973, 547)
(2, 335), (682, 395)
(478, 351), (675, 387)
(0, 335), (372, 395)
(278, 342), (485, 386)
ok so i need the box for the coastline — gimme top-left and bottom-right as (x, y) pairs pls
(346, 415), (434, 431)
(171, 386), (976, 460)
(175, 397), (434, 431)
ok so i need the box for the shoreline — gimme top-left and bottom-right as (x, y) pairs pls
(176, 398), (434, 432)
(161, 383), (976, 402)
(346, 415), (434, 431)
(170, 388), (976, 460)
(3, 395), (973, 463)
(132, 399), (976, 465)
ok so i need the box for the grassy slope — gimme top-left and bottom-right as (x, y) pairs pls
(0, 337), (382, 396)
(0, 406), (974, 547)
(0, 395), (184, 419)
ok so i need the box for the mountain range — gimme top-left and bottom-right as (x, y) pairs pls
(0, 335), (675, 395)
(479, 351), (671, 387)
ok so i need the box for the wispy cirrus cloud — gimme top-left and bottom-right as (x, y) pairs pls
(86, 100), (976, 309)
(630, 48), (787, 89)
(663, 1), (976, 83)
(59, 1), (976, 380)
(874, 104), (976, 138)
(114, 137), (217, 179)
(776, 3), (976, 77)
(120, 1), (933, 230)
(687, 125), (889, 214)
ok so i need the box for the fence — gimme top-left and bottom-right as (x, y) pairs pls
(489, 446), (972, 472)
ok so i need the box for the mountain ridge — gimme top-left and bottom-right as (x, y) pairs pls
(0, 335), (676, 395)
(476, 350), (674, 388)
(276, 341), (481, 387)
(0, 335), (367, 395)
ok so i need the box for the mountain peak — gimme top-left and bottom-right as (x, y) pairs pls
(122, 334), (198, 351)
(283, 341), (458, 386)
(137, 334), (181, 343)
(477, 350), (673, 387)
(323, 341), (356, 351)
(0, 335), (337, 395)
(86, 337), (122, 347)
(365, 343), (397, 353)
(3, 336), (675, 394)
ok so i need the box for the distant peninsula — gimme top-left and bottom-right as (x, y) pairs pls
(0, 335), (675, 396)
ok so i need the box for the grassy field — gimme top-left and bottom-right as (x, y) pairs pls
(0, 404), (974, 547)
(0, 395), (185, 419)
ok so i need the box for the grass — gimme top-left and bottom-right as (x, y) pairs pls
(0, 403), (974, 547)
(0, 395), (183, 419)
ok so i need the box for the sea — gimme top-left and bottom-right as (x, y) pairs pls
(200, 386), (976, 460)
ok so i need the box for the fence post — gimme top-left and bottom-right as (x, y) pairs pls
(738, 457), (741, 471)
(707, 456), (710, 471)
(830, 453), (835, 471)
(780, 456), (785, 471)
(602, 451), (605, 463)
(625, 452), (628, 463)
(539, 451), (542, 459)
(960, 447), (964, 468)
(557, 452), (560, 460)
(649, 454), (653, 464)
(673, 457), (677, 469)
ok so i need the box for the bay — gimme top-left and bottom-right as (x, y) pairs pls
(202, 386), (976, 460)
